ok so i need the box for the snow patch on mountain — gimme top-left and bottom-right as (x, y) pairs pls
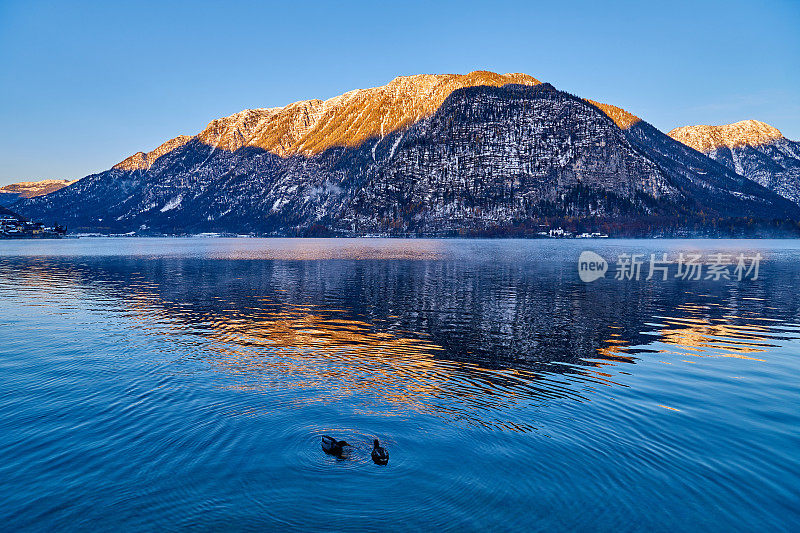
(160, 195), (183, 212)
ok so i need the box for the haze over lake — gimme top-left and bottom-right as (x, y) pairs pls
(1, 238), (799, 530)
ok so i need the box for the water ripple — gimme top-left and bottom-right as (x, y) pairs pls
(1, 240), (799, 530)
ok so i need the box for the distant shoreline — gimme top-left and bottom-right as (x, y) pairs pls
(46, 234), (800, 241)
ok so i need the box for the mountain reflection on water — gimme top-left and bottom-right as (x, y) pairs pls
(1, 238), (799, 530)
(3, 239), (799, 430)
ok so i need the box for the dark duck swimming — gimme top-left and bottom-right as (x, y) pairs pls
(371, 439), (389, 465)
(321, 435), (352, 458)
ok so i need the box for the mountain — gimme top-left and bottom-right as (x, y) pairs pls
(0, 179), (76, 206)
(0, 205), (23, 220)
(14, 72), (800, 236)
(669, 120), (800, 206)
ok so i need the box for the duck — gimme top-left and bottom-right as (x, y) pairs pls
(371, 439), (389, 465)
(321, 435), (351, 458)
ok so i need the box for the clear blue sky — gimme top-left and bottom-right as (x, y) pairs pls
(1, 0), (798, 186)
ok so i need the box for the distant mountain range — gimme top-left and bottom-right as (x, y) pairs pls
(668, 120), (800, 206)
(11, 71), (800, 236)
(0, 179), (75, 206)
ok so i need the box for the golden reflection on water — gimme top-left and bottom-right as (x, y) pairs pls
(595, 332), (635, 363)
(590, 303), (779, 370)
(652, 303), (775, 362)
(197, 309), (553, 431)
(2, 258), (795, 432)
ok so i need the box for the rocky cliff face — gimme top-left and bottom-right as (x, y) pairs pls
(669, 120), (800, 206)
(15, 74), (800, 235)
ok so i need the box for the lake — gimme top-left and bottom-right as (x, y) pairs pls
(1, 238), (798, 531)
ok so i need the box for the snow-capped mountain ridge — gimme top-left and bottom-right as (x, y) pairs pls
(669, 120), (784, 152)
(0, 179), (77, 206)
(118, 72), (542, 169)
(16, 80), (798, 235)
(668, 120), (800, 206)
(115, 136), (194, 171)
(113, 71), (646, 172)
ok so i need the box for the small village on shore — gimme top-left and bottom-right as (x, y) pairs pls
(0, 213), (66, 239)
(538, 227), (609, 239)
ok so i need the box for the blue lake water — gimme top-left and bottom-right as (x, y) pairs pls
(1, 238), (798, 531)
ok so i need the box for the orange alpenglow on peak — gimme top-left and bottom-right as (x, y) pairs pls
(0, 179), (77, 198)
(668, 120), (784, 153)
(196, 71), (541, 156)
(114, 135), (194, 171)
(586, 100), (641, 130)
(113, 71), (641, 170)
